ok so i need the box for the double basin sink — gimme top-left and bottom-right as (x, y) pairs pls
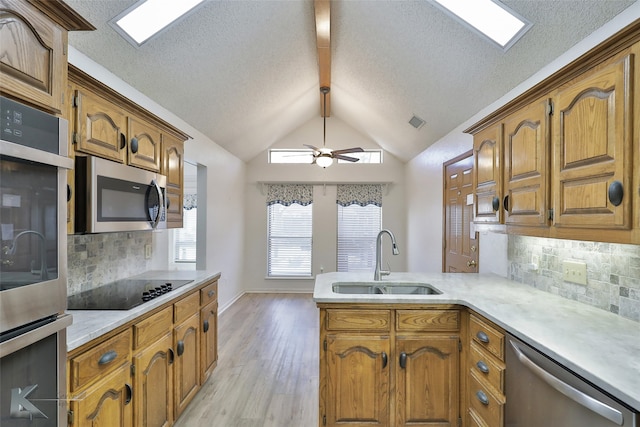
(332, 282), (441, 295)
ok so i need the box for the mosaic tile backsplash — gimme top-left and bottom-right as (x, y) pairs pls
(67, 232), (153, 296)
(509, 235), (640, 322)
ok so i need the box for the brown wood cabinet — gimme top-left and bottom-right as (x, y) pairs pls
(163, 133), (185, 228)
(128, 116), (162, 172)
(319, 306), (461, 427)
(67, 275), (220, 427)
(466, 28), (640, 244)
(0, 0), (92, 114)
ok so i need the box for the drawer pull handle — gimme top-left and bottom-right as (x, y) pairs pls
(399, 352), (407, 369)
(125, 383), (133, 405)
(177, 340), (185, 357)
(492, 196), (500, 212)
(98, 350), (117, 365)
(476, 331), (490, 343)
(208, 290), (216, 298)
(203, 319), (210, 333)
(608, 181), (623, 206)
(476, 390), (489, 406)
(476, 360), (490, 374)
(130, 137), (139, 153)
(381, 352), (388, 369)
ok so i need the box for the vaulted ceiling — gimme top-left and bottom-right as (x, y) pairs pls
(64, 0), (636, 162)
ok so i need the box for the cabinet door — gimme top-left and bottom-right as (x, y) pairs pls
(162, 134), (185, 228)
(128, 117), (161, 172)
(325, 335), (390, 427)
(503, 97), (551, 226)
(70, 363), (133, 427)
(200, 300), (218, 384)
(133, 333), (173, 427)
(396, 336), (459, 427)
(552, 53), (633, 229)
(0, 0), (65, 113)
(174, 312), (200, 418)
(73, 88), (128, 163)
(473, 124), (503, 223)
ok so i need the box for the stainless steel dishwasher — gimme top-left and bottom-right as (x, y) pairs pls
(505, 333), (638, 427)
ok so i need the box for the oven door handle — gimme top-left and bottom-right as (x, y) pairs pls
(508, 339), (624, 426)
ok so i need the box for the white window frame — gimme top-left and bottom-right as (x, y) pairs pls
(267, 203), (313, 277)
(337, 204), (382, 272)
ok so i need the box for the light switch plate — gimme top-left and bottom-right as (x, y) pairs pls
(562, 260), (587, 285)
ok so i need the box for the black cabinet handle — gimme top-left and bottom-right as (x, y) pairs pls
(166, 197), (170, 209)
(399, 352), (407, 369)
(381, 352), (388, 369)
(120, 133), (126, 149)
(476, 360), (490, 374)
(98, 350), (117, 365)
(177, 340), (184, 357)
(125, 383), (133, 405)
(608, 181), (623, 206)
(169, 348), (175, 365)
(491, 196), (500, 212)
(476, 331), (490, 343)
(476, 390), (489, 406)
(131, 137), (139, 153)
(503, 195), (509, 212)
(67, 184), (72, 202)
(203, 319), (210, 333)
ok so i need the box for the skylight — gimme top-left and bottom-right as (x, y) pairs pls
(430, 0), (531, 50)
(111, 0), (205, 47)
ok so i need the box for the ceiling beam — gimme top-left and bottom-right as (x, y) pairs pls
(314, 0), (331, 117)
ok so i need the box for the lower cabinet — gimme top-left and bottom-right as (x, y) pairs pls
(319, 307), (461, 427)
(69, 363), (133, 427)
(67, 276), (220, 427)
(133, 332), (174, 427)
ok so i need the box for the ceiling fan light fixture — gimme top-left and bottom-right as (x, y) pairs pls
(316, 154), (334, 168)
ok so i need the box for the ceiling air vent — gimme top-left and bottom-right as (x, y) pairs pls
(408, 115), (426, 129)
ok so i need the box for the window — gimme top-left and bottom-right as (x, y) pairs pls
(336, 184), (382, 272)
(267, 203), (313, 277)
(266, 184), (313, 277)
(174, 197), (196, 263)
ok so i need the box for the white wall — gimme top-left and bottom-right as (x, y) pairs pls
(405, 4), (640, 275)
(244, 116), (407, 292)
(68, 47), (246, 312)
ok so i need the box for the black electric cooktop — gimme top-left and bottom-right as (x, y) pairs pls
(67, 279), (193, 310)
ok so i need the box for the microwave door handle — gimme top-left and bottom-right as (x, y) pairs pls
(149, 179), (163, 228)
(508, 339), (624, 425)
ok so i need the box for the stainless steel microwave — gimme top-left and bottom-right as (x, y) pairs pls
(75, 156), (167, 233)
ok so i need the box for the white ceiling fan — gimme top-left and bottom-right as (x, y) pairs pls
(304, 86), (364, 168)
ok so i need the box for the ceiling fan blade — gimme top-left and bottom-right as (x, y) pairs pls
(303, 144), (319, 152)
(332, 147), (364, 155)
(334, 154), (360, 162)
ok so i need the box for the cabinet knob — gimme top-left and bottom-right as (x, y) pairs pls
(608, 181), (623, 206)
(98, 350), (117, 365)
(125, 383), (133, 405)
(399, 352), (407, 369)
(208, 290), (216, 298)
(120, 133), (126, 150)
(169, 348), (175, 365)
(381, 352), (388, 369)
(476, 360), (490, 374)
(503, 195), (509, 212)
(67, 184), (72, 202)
(203, 319), (210, 333)
(177, 340), (185, 357)
(491, 197), (500, 212)
(131, 137), (139, 153)
(476, 331), (490, 343)
(476, 390), (489, 406)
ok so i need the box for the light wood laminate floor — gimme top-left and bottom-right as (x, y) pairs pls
(174, 293), (319, 427)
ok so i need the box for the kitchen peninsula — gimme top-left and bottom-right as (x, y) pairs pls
(314, 272), (640, 427)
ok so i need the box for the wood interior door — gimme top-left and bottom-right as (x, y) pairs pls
(444, 151), (478, 272)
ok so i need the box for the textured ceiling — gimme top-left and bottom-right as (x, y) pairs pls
(64, 0), (637, 162)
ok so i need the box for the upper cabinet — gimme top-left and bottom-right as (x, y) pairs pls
(162, 133), (185, 228)
(0, 0), (93, 114)
(466, 23), (640, 244)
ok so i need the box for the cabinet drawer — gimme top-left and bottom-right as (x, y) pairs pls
(69, 329), (132, 392)
(469, 371), (505, 427)
(133, 306), (172, 349)
(200, 280), (218, 306)
(396, 309), (459, 331)
(470, 314), (504, 360)
(469, 341), (505, 393)
(174, 291), (200, 324)
(326, 309), (391, 331)
(468, 408), (489, 427)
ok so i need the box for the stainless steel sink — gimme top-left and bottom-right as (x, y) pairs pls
(332, 282), (442, 295)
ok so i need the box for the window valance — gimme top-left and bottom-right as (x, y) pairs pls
(183, 194), (197, 210)
(336, 184), (382, 207)
(266, 184), (313, 206)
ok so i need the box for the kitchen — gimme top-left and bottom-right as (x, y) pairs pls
(1, 0), (640, 426)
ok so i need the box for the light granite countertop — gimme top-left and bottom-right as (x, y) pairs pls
(313, 272), (640, 411)
(66, 270), (220, 352)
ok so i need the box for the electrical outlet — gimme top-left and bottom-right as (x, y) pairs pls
(144, 244), (152, 259)
(562, 260), (587, 285)
(531, 254), (539, 271)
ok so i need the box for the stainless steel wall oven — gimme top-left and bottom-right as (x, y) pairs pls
(0, 96), (72, 426)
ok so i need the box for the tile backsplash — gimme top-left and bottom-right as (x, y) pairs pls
(67, 232), (153, 296)
(509, 235), (640, 322)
